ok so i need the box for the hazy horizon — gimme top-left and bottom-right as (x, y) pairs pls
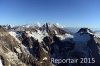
(0, 0), (100, 28)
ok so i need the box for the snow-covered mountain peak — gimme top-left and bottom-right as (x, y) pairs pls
(73, 28), (93, 43)
(37, 22), (41, 27)
(55, 23), (64, 28)
(1, 25), (100, 66)
(77, 28), (93, 34)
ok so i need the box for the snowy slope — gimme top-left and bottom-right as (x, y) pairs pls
(56, 33), (73, 40)
(94, 32), (100, 38)
(0, 59), (3, 66)
(27, 30), (49, 42)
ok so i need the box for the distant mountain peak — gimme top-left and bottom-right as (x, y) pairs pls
(77, 28), (93, 34)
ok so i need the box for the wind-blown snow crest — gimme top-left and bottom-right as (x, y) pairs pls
(56, 33), (73, 40)
(55, 23), (64, 28)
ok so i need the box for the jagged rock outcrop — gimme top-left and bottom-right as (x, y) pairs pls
(1, 23), (100, 66)
(71, 28), (100, 66)
(40, 23), (67, 35)
(20, 31), (52, 66)
(50, 28), (100, 66)
(0, 26), (37, 66)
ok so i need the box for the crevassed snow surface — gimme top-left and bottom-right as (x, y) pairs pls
(0, 59), (3, 66)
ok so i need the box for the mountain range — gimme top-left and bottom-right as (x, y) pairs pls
(0, 23), (100, 66)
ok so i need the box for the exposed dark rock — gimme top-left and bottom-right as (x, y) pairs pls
(1, 24), (100, 66)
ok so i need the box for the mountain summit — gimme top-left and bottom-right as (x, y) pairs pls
(0, 24), (100, 66)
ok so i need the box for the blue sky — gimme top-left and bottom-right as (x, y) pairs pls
(0, 0), (100, 28)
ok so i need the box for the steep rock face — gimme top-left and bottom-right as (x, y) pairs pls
(15, 27), (73, 66)
(1, 23), (100, 66)
(0, 26), (37, 66)
(73, 28), (93, 57)
(40, 23), (67, 35)
(50, 35), (74, 66)
(88, 35), (100, 66)
(50, 28), (100, 66)
(20, 31), (52, 66)
(72, 28), (100, 66)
